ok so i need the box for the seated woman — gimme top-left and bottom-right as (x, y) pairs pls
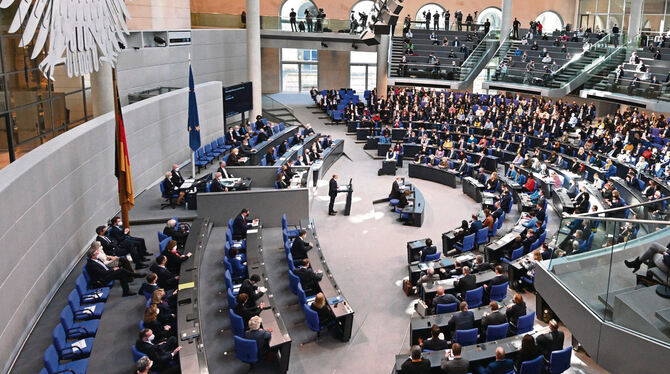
(486, 172), (499, 192)
(310, 292), (336, 327)
(245, 316), (272, 361)
(151, 289), (176, 321)
(514, 334), (542, 371)
(397, 189), (411, 210)
(228, 148), (242, 166)
(385, 146), (397, 161)
(163, 240), (191, 275)
(454, 220), (470, 242)
(506, 165), (518, 180)
(276, 173), (289, 189)
(434, 146), (445, 159)
(233, 293), (263, 328)
(143, 305), (175, 342)
(624, 242), (670, 274)
(265, 147), (277, 165)
(506, 294), (527, 335)
(228, 247), (248, 279)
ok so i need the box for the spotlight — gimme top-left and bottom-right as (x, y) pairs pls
(352, 43), (358, 50)
(118, 41), (126, 49)
(321, 42), (328, 48)
(154, 36), (166, 45)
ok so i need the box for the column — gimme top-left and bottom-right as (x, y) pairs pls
(90, 62), (114, 117)
(247, 0), (262, 118)
(627, 0), (643, 40)
(318, 50), (350, 90)
(376, 34), (390, 96)
(500, 0), (513, 40)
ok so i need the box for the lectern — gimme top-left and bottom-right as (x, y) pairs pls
(339, 178), (353, 216)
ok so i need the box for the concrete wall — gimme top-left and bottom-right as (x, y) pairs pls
(261, 47), (281, 94)
(127, 0), (191, 30)
(318, 50), (351, 91)
(117, 29), (248, 106)
(0, 81), (224, 372)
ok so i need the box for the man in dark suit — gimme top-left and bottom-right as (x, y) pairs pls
(535, 320), (565, 359)
(328, 174), (339, 215)
(432, 286), (459, 313)
(85, 246), (134, 296)
(290, 229), (313, 265)
(469, 214), (483, 235)
(400, 346), (431, 374)
(573, 185), (590, 213)
(440, 342), (469, 374)
(447, 302), (475, 338)
(210, 173), (227, 192)
(294, 258), (323, 292)
(500, 190), (512, 212)
(216, 161), (233, 179)
(135, 328), (181, 372)
(109, 216), (150, 257)
(535, 203), (546, 223)
(454, 266), (476, 299)
(389, 177), (403, 200)
(480, 301), (507, 340)
(163, 219), (188, 247)
(95, 225), (146, 268)
(472, 255), (493, 273)
(233, 208), (256, 239)
(170, 164), (184, 187)
(491, 201), (504, 220)
(240, 274), (264, 303)
(418, 238), (437, 262)
(522, 229), (536, 254)
(150, 255), (179, 291)
(422, 324), (450, 351)
(484, 265), (509, 292)
(479, 347), (514, 374)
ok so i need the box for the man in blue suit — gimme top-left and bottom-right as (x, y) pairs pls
(469, 214), (483, 234)
(477, 347), (514, 374)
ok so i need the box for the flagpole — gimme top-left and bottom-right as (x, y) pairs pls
(189, 53), (197, 179)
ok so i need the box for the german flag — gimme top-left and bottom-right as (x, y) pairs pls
(112, 68), (135, 215)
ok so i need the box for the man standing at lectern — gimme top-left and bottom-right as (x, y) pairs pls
(329, 174), (339, 215)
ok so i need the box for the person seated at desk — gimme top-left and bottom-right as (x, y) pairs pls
(573, 185), (590, 213)
(514, 334), (542, 371)
(474, 167), (487, 185)
(233, 208), (258, 240)
(265, 147), (277, 165)
(592, 172), (604, 189)
(483, 265), (508, 292)
(149, 289), (176, 324)
(109, 216), (150, 257)
(419, 267), (442, 283)
(454, 266), (476, 299)
(310, 292), (336, 327)
(294, 258), (323, 292)
(481, 301), (507, 341)
(485, 172), (499, 192)
(89, 241), (136, 275)
(234, 293), (263, 328)
(520, 211), (538, 229)
(150, 255), (179, 291)
(170, 164), (184, 188)
(472, 255), (494, 274)
(246, 316), (273, 361)
(448, 302), (475, 338)
(440, 342), (470, 374)
(491, 201), (504, 221)
(476, 346), (513, 374)
(163, 240), (191, 275)
(624, 242), (670, 274)
(499, 189), (512, 213)
(401, 346), (431, 374)
(240, 274), (265, 303)
(398, 189), (412, 211)
(506, 294), (527, 335)
(276, 173), (289, 189)
(143, 305), (175, 343)
(163, 219), (188, 247)
(385, 146), (397, 161)
(291, 229), (313, 266)
(453, 220), (470, 243)
(390, 177), (403, 200)
(523, 175), (536, 193)
(482, 210), (495, 232)
(469, 214), (483, 235)
(85, 245), (135, 297)
(535, 319), (565, 359)
(421, 324), (450, 351)
(302, 149), (315, 165)
(283, 162), (297, 180)
(432, 286), (459, 313)
(135, 328), (181, 373)
(256, 128), (269, 143)
(455, 158), (468, 176)
(228, 148), (243, 166)
(418, 238), (437, 262)
(438, 157), (450, 169)
(534, 203), (546, 223)
(527, 188), (542, 204)
(228, 247), (248, 279)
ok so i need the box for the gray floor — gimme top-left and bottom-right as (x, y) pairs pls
(9, 93), (608, 374)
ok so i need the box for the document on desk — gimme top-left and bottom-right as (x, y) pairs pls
(247, 229), (259, 234)
(418, 262), (429, 271)
(178, 282), (195, 290)
(327, 295), (344, 305)
(180, 179), (194, 189)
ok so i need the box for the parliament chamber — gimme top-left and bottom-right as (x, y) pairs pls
(3, 1), (670, 374)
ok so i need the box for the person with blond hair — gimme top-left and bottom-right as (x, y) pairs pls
(310, 292), (335, 327)
(245, 315), (272, 360)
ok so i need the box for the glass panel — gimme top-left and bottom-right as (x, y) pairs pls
(350, 65), (366, 93)
(0, 77), (6, 112)
(84, 88), (92, 120)
(610, 0), (625, 13)
(281, 63), (299, 92)
(643, 15), (663, 32)
(282, 48), (317, 62)
(597, 0), (610, 12)
(644, 0), (666, 14)
(608, 14), (623, 30)
(351, 51), (377, 64)
(300, 64), (317, 92)
(351, 1), (376, 19)
(367, 65), (376, 90)
(52, 65), (84, 95)
(580, 0), (598, 14)
(1, 35), (44, 72)
(51, 90), (85, 129)
(594, 14), (607, 31)
(7, 71), (50, 108)
(10, 102), (53, 144)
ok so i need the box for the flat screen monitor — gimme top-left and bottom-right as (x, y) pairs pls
(223, 82), (253, 118)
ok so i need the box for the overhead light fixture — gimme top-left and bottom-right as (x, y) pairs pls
(321, 42), (328, 48)
(352, 43), (358, 50)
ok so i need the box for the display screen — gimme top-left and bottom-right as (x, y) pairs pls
(223, 82), (253, 118)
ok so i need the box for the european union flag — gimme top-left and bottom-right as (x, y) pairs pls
(188, 64), (201, 152)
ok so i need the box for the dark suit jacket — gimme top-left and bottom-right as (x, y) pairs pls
(390, 181), (402, 199)
(489, 274), (509, 287)
(454, 273), (476, 298)
(419, 245), (437, 262)
(96, 235), (118, 256)
(210, 180), (226, 192)
(536, 329), (565, 358)
(400, 358), (431, 374)
(472, 262), (493, 274)
(233, 214), (249, 239)
(108, 225), (129, 244)
(245, 329), (271, 359)
(239, 279), (263, 302)
(440, 356), (470, 374)
(150, 264), (178, 290)
(422, 337), (450, 351)
(163, 226), (188, 244)
(135, 340), (172, 371)
(481, 310), (507, 337)
(217, 167), (233, 179)
(480, 359), (514, 374)
(85, 259), (114, 288)
(506, 302), (527, 328)
(290, 237), (311, 261)
(329, 178), (338, 197)
(448, 311), (475, 334)
(171, 170), (184, 187)
(294, 266), (323, 291)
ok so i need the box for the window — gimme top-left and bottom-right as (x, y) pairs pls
(536, 11), (564, 33)
(350, 51), (377, 92)
(281, 48), (318, 92)
(477, 7), (502, 30)
(279, 0), (318, 31)
(578, 0), (630, 31)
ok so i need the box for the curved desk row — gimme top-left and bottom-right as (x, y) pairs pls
(178, 217), (212, 373)
(250, 126), (299, 165)
(408, 163), (458, 188)
(399, 184), (426, 227)
(273, 133), (321, 167)
(311, 140), (344, 186)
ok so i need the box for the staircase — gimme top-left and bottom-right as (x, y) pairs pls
(548, 44), (610, 89)
(582, 47), (628, 91)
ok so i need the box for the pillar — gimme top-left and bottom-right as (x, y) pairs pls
(501, 0), (513, 40)
(318, 50), (350, 91)
(627, 0), (643, 40)
(90, 62), (114, 117)
(246, 0), (262, 118)
(376, 35), (390, 96)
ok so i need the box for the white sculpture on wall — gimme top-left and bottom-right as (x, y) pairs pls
(1, 0), (131, 79)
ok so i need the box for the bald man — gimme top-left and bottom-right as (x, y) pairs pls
(477, 346), (513, 374)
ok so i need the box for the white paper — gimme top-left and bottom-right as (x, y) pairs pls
(71, 339), (87, 350)
(84, 305), (96, 313)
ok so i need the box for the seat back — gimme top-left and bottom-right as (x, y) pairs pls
(297, 283), (308, 305)
(462, 233), (475, 252)
(132, 345), (146, 362)
(67, 289), (82, 311)
(43, 345), (61, 374)
(549, 346), (573, 374)
(498, 212), (505, 228)
(159, 237), (171, 254)
(511, 247), (524, 261)
(519, 355), (544, 374)
(59, 306), (75, 330)
(228, 218), (235, 232)
(227, 288), (237, 308)
(489, 220), (498, 236)
(454, 328), (478, 346)
(424, 252), (441, 262)
(465, 286), (483, 308)
(51, 324), (68, 353)
(157, 231), (168, 243)
(282, 213), (289, 230)
(224, 269), (234, 290)
(489, 282), (509, 302)
(75, 274), (90, 296)
(435, 302), (458, 314)
(476, 227), (489, 244)
(234, 336), (259, 364)
(288, 270), (300, 295)
(229, 310), (245, 337)
(302, 303), (321, 332)
(517, 311), (536, 334)
(486, 323), (509, 342)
